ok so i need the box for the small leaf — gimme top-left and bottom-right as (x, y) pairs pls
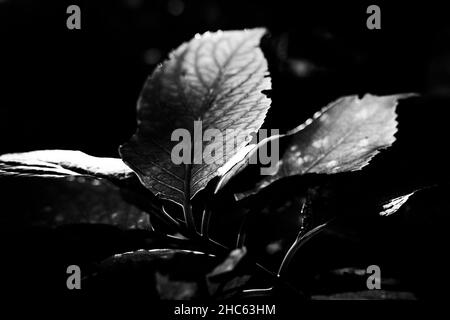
(155, 272), (199, 300)
(206, 247), (251, 297)
(379, 191), (416, 216)
(120, 28), (271, 206)
(208, 247), (247, 278)
(0, 150), (134, 182)
(238, 94), (411, 199)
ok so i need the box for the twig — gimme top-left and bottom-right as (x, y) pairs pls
(183, 164), (198, 235)
(277, 221), (330, 278)
(237, 287), (273, 299)
(236, 210), (251, 248)
(161, 205), (183, 229)
(200, 206), (212, 239)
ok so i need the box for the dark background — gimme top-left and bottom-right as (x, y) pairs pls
(0, 0), (449, 300)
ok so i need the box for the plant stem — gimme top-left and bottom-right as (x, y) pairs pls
(277, 221), (330, 278)
(200, 206), (212, 239)
(236, 210), (252, 248)
(182, 231), (305, 298)
(183, 164), (198, 235)
(161, 205), (183, 229)
(183, 199), (197, 235)
(207, 238), (283, 284)
(237, 287), (273, 299)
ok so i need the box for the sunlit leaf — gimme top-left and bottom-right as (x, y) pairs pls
(379, 192), (416, 216)
(0, 150), (134, 182)
(215, 144), (257, 193)
(120, 28), (271, 206)
(208, 247), (247, 277)
(238, 94), (411, 199)
(215, 135), (281, 193)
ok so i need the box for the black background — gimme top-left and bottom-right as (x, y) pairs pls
(1, 0), (449, 301)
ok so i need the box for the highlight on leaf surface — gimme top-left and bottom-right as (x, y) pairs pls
(237, 94), (412, 199)
(0, 150), (134, 181)
(214, 134), (282, 193)
(120, 28), (271, 206)
(379, 191), (416, 217)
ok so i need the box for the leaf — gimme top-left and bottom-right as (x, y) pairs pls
(312, 290), (416, 300)
(215, 144), (257, 192)
(237, 94), (411, 199)
(208, 247), (247, 277)
(215, 135), (281, 193)
(0, 150), (186, 231)
(87, 249), (216, 297)
(120, 28), (271, 206)
(0, 150), (159, 230)
(155, 272), (199, 300)
(0, 150), (134, 182)
(101, 248), (213, 265)
(0, 175), (151, 230)
(379, 191), (416, 217)
(206, 247), (251, 297)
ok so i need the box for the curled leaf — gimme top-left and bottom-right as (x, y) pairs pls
(215, 134), (281, 193)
